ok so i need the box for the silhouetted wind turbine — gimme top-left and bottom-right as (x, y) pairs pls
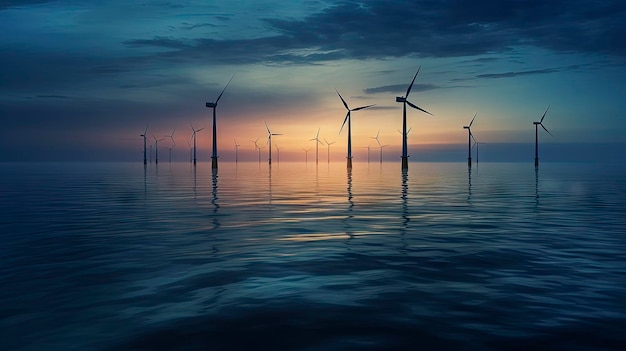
(187, 140), (192, 163)
(152, 135), (165, 164)
(360, 145), (371, 163)
(275, 143), (282, 163)
(233, 139), (240, 163)
(337, 90), (375, 169)
(396, 67), (433, 169)
(310, 128), (323, 165)
(266, 122), (282, 165)
(534, 106), (552, 168)
(190, 123), (204, 165)
(303, 147), (311, 164)
(372, 130), (387, 164)
(250, 137), (261, 163)
(163, 128), (176, 163)
(140, 125), (148, 165)
(205, 74), (234, 170)
(324, 139), (335, 164)
(463, 113), (477, 167)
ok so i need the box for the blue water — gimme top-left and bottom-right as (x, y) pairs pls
(1, 161), (625, 350)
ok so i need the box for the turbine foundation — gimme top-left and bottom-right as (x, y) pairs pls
(212, 157), (218, 169)
(347, 157), (352, 169)
(401, 156), (409, 169)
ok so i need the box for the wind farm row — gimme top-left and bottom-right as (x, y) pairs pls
(140, 67), (553, 169)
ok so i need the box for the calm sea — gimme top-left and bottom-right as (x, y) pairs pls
(1, 161), (625, 350)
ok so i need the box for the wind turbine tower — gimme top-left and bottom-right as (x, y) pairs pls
(164, 128), (176, 163)
(153, 135), (165, 164)
(396, 67), (433, 169)
(266, 122), (282, 165)
(324, 139), (335, 164)
(337, 90), (374, 169)
(140, 125), (148, 165)
(463, 113), (477, 167)
(310, 128), (323, 165)
(533, 106), (552, 168)
(234, 139), (240, 163)
(205, 74), (234, 170)
(190, 123), (204, 165)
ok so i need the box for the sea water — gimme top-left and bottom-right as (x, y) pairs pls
(1, 161), (625, 350)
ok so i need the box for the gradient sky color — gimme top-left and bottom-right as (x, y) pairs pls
(1, 0), (625, 162)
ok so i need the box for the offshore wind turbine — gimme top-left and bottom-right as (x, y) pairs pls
(360, 145), (371, 163)
(187, 140), (192, 163)
(533, 106), (552, 168)
(310, 128), (323, 165)
(265, 122), (282, 165)
(396, 67), (433, 169)
(337, 90), (375, 169)
(233, 139), (240, 163)
(152, 135), (165, 164)
(371, 130), (387, 164)
(205, 74), (234, 170)
(324, 139), (335, 164)
(303, 147), (311, 164)
(463, 113), (477, 167)
(140, 125), (148, 165)
(250, 137), (261, 163)
(164, 128), (176, 163)
(275, 143), (282, 164)
(190, 123), (204, 165)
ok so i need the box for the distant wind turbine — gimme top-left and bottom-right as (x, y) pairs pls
(187, 140), (192, 163)
(164, 128), (176, 163)
(463, 113), (477, 167)
(396, 67), (433, 169)
(152, 135), (165, 164)
(140, 125), (148, 165)
(337, 90), (375, 169)
(250, 137), (262, 163)
(371, 130), (388, 164)
(275, 143), (282, 164)
(303, 147), (312, 164)
(324, 139), (335, 164)
(533, 106), (552, 168)
(190, 123), (204, 165)
(360, 145), (371, 163)
(233, 139), (240, 163)
(205, 74), (234, 169)
(266, 122), (282, 165)
(310, 128), (323, 165)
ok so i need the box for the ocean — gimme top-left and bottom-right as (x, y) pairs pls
(1, 161), (625, 350)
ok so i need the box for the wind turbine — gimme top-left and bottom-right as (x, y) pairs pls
(303, 147), (311, 164)
(152, 135), (165, 164)
(250, 137), (261, 163)
(533, 106), (552, 168)
(324, 139), (335, 164)
(337, 90), (375, 169)
(310, 128), (323, 165)
(190, 123), (204, 165)
(163, 128), (176, 163)
(205, 74), (234, 170)
(233, 139), (240, 163)
(396, 67), (433, 169)
(266, 122), (282, 165)
(360, 145), (371, 163)
(140, 125), (148, 165)
(463, 113), (477, 167)
(275, 143), (282, 163)
(371, 130), (388, 164)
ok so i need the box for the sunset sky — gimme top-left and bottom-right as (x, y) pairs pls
(1, 0), (625, 162)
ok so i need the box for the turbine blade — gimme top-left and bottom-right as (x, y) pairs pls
(540, 105), (550, 123)
(336, 89), (350, 110)
(143, 125), (148, 134)
(197, 128), (204, 132)
(339, 111), (350, 134)
(407, 127), (412, 135)
(316, 128), (320, 139)
(405, 66), (421, 98)
(215, 73), (235, 104)
(469, 112), (477, 127)
(540, 123), (553, 136)
(406, 100), (433, 115)
(352, 104), (375, 111)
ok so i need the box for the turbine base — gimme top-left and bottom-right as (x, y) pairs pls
(347, 157), (352, 169)
(212, 157), (218, 169)
(468, 158), (472, 167)
(534, 158), (539, 168)
(401, 156), (408, 169)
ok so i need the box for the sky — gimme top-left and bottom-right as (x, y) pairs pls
(1, 0), (625, 162)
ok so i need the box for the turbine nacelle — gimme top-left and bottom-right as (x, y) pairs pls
(396, 96), (406, 103)
(205, 102), (217, 108)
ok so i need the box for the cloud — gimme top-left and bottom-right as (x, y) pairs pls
(364, 83), (439, 94)
(477, 68), (560, 79)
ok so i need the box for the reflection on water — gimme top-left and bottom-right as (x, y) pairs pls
(1, 161), (626, 350)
